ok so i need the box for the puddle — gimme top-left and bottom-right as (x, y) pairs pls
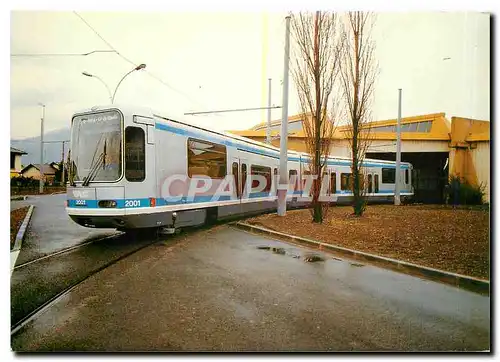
(304, 255), (324, 263)
(271, 247), (286, 255)
(256, 246), (285, 254)
(256, 246), (297, 257)
(349, 262), (365, 267)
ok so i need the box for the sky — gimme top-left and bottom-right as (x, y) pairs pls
(9, 8), (491, 140)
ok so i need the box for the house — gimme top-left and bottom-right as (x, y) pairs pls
(10, 147), (27, 178)
(20, 163), (58, 185)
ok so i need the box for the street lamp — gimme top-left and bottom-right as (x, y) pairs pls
(82, 71), (113, 103)
(112, 63), (146, 104)
(37, 103), (45, 194)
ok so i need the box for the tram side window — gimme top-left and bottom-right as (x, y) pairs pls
(341, 173), (353, 191)
(289, 170), (298, 191)
(374, 174), (379, 192)
(302, 170), (311, 189)
(251, 165), (272, 192)
(242, 164), (247, 194)
(330, 172), (337, 194)
(382, 168), (395, 183)
(405, 169), (409, 184)
(125, 126), (145, 182)
(187, 138), (227, 179)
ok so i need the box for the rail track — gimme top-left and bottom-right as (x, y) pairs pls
(11, 231), (160, 336)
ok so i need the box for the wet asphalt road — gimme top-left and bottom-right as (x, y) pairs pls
(10, 232), (157, 329)
(11, 193), (118, 265)
(12, 225), (490, 352)
(10, 193), (152, 330)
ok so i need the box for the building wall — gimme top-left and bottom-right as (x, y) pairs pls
(448, 117), (490, 202)
(470, 141), (490, 202)
(22, 167), (43, 180)
(14, 154), (22, 172)
(10, 153), (24, 177)
(22, 167), (56, 184)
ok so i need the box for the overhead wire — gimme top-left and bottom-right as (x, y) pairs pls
(11, 50), (118, 57)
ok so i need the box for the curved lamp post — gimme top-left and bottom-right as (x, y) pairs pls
(82, 71), (113, 103)
(111, 64), (146, 104)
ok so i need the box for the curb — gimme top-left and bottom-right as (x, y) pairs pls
(10, 196), (28, 201)
(234, 222), (490, 295)
(10, 191), (66, 199)
(12, 205), (34, 252)
(49, 191), (66, 195)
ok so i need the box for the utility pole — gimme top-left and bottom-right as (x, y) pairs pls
(266, 78), (272, 144)
(38, 103), (45, 194)
(61, 140), (68, 186)
(277, 15), (291, 217)
(43, 140), (70, 186)
(394, 88), (402, 205)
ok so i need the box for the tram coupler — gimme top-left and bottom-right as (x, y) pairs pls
(159, 212), (177, 235)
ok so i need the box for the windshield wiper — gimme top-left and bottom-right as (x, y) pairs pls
(82, 153), (104, 187)
(82, 135), (107, 186)
(82, 139), (107, 187)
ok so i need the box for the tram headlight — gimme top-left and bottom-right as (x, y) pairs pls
(98, 200), (117, 208)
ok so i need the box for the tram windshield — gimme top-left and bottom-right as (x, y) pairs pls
(70, 110), (122, 183)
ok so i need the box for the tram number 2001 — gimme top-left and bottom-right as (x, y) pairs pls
(125, 200), (141, 207)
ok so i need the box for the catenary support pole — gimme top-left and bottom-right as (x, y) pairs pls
(61, 141), (67, 186)
(395, 88), (402, 205)
(277, 15), (291, 216)
(266, 78), (272, 144)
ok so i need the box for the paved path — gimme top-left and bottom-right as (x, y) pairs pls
(11, 194), (117, 266)
(12, 225), (490, 351)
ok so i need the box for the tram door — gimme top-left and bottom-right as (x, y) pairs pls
(124, 117), (156, 210)
(230, 157), (241, 201)
(230, 156), (249, 201)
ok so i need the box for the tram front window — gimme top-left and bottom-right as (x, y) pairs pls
(70, 111), (122, 183)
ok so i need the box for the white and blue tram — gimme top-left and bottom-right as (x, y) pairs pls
(66, 105), (414, 231)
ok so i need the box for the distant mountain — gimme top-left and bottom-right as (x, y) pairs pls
(11, 127), (71, 166)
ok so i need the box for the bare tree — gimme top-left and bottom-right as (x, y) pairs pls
(290, 11), (343, 223)
(339, 11), (377, 216)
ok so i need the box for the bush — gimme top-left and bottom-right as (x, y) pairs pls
(446, 176), (485, 205)
(11, 176), (38, 189)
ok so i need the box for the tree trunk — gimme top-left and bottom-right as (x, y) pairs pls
(311, 11), (323, 224)
(313, 201), (322, 222)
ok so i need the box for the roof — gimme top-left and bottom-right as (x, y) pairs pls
(450, 116), (490, 143)
(228, 112), (454, 141)
(10, 146), (27, 155)
(21, 163), (58, 175)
